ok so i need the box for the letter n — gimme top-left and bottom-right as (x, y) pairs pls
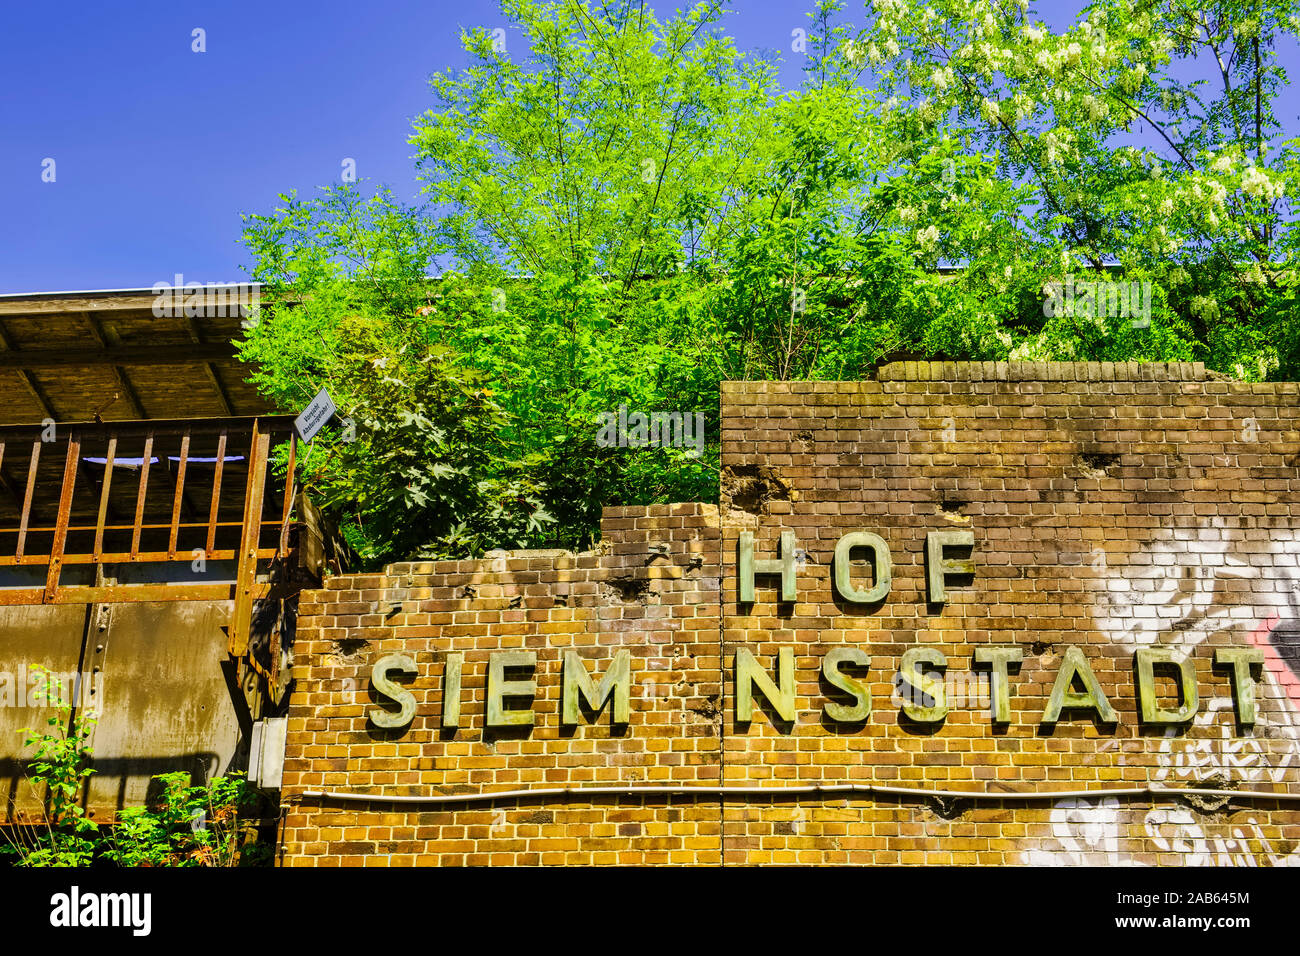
(735, 647), (796, 723)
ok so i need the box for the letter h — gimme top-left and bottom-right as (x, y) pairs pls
(738, 530), (798, 603)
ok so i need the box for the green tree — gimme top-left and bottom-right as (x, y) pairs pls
(239, 0), (1298, 565)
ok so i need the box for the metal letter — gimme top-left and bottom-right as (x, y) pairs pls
(1215, 647), (1265, 727)
(899, 647), (948, 723)
(1040, 646), (1118, 725)
(738, 529), (798, 603)
(562, 649), (632, 726)
(486, 651), (537, 727)
(369, 653), (418, 729)
(735, 647), (796, 723)
(441, 652), (463, 729)
(822, 647), (871, 722)
(833, 532), (892, 603)
(1135, 647), (1199, 724)
(973, 647), (1022, 724)
(926, 530), (975, 604)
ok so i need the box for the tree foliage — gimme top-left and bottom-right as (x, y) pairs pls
(239, 0), (1299, 566)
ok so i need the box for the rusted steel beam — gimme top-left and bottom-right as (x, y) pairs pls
(43, 434), (80, 603)
(3, 519), (247, 536)
(15, 440), (39, 559)
(278, 434), (296, 558)
(76, 459), (112, 520)
(0, 415), (295, 441)
(206, 428), (227, 555)
(168, 430), (190, 557)
(0, 581), (273, 606)
(130, 431), (153, 559)
(229, 421), (269, 656)
(0, 547), (277, 566)
(93, 436), (116, 560)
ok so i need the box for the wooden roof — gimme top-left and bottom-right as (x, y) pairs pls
(0, 288), (273, 424)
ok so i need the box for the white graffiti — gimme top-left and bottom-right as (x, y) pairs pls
(1024, 797), (1300, 867)
(1145, 807), (1299, 867)
(1021, 798), (1134, 866)
(1153, 698), (1298, 784)
(1025, 520), (1300, 865)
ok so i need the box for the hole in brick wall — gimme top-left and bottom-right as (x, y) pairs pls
(333, 638), (370, 660)
(939, 498), (970, 522)
(1183, 774), (1236, 814)
(688, 695), (721, 721)
(601, 575), (653, 604)
(721, 464), (792, 515)
(1076, 451), (1122, 479)
(1030, 641), (1050, 656)
(459, 585), (477, 599)
(927, 796), (969, 820)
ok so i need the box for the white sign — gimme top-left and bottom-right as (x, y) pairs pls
(295, 387), (338, 442)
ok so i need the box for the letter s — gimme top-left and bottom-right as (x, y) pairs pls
(369, 654), (418, 729)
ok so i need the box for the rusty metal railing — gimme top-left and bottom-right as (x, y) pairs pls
(0, 416), (297, 655)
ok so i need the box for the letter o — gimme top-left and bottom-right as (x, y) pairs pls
(833, 531), (892, 603)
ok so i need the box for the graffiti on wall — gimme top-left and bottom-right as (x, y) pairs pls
(1023, 519), (1300, 865)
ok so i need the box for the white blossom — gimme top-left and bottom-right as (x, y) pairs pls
(1242, 166), (1283, 200)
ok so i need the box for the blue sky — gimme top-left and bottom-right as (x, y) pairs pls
(0, 1), (1291, 294)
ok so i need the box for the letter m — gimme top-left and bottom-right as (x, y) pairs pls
(562, 650), (631, 726)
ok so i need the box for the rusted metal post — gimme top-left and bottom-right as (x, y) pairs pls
(44, 431), (81, 603)
(168, 429), (190, 558)
(130, 431), (153, 560)
(206, 428), (227, 556)
(93, 437), (116, 560)
(15, 440), (40, 560)
(229, 420), (269, 656)
(278, 433), (296, 559)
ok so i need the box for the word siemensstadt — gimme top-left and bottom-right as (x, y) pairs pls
(368, 528), (1267, 734)
(370, 642), (1265, 732)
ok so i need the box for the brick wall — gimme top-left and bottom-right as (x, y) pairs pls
(280, 362), (1300, 866)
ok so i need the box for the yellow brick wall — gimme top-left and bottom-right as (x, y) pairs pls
(280, 363), (1300, 866)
